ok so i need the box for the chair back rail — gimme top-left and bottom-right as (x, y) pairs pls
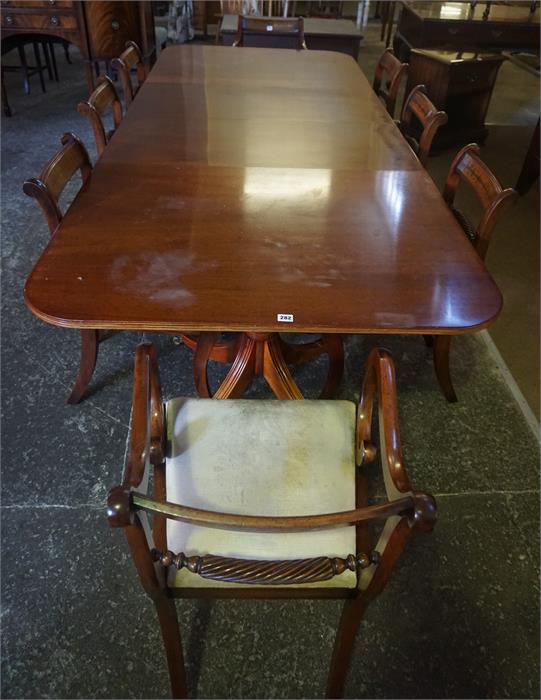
(131, 490), (417, 529)
(373, 48), (408, 119)
(77, 76), (123, 157)
(399, 84), (447, 167)
(22, 132), (92, 234)
(233, 15), (306, 49)
(442, 143), (518, 260)
(111, 41), (146, 108)
(151, 551), (380, 586)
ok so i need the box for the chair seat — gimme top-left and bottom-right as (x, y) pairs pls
(165, 398), (357, 589)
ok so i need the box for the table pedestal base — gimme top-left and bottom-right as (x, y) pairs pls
(183, 332), (344, 399)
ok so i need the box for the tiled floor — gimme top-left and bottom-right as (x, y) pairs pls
(1, 23), (539, 699)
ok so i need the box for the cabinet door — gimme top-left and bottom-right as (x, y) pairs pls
(82, 0), (142, 60)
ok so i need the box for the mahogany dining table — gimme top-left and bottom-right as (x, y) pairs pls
(24, 44), (502, 399)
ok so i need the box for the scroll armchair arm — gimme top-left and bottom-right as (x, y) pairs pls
(356, 348), (436, 533)
(107, 343), (166, 594)
(108, 342), (165, 528)
(126, 342), (165, 487)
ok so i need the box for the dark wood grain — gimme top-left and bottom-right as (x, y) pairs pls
(25, 45), (502, 340)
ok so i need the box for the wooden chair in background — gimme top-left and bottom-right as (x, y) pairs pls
(23, 132), (111, 404)
(77, 76), (123, 157)
(378, 0), (398, 47)
(373, 47), (408, 119)
(1, 34), (52, 96)
(431, 143), (518, 402)
(111, 41), (146, 109)
(397, 84), (447, 167)
(233, 15), (307, 49)
(108, 342), (437, 698)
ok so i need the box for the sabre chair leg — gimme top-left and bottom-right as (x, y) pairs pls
(277, 333), (345, 398)
(319, 334), (344, 398)
(263, 337), (303, 399)
(432, 335), (457, 402)
(192, 331), (220, 397)
(67, 329), (99, 404)
(326, 595), (368, 698)
(213, 334), (257, 399)
(155, 595), (188, 699)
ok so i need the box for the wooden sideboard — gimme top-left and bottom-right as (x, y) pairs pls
(394, 1), (540, 61)
(1, 1), (156, 91)
(406, 48), (505, 149)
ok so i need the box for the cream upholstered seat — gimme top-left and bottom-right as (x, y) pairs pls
(166, 398), (357, 588)
(107, 343), (437, 698)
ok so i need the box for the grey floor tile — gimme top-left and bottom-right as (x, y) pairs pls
(1, 507), (170, 699)
(4, 493), (536, 699)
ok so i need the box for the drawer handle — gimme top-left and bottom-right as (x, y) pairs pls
(50, 15), (59, 26)
(5, 14), (14, 25)
(111, 19), (120, 30)
(466, 73), (478, 83)
(491, 29), (503, 38)
(448, 27), (459, 35)
(48, 0), (56, 5)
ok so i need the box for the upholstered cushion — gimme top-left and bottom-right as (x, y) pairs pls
(165, 398), (357, 589)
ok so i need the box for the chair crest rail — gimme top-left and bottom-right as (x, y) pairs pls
(130, 491), (420, 531)
(151, 549), (381, 586)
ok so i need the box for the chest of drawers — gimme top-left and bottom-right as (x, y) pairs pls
(406, 49), (505, 149)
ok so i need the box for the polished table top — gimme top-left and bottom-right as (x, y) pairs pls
(25, 45), (502, 335)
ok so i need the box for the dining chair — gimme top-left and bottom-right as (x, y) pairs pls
(107, 342), (437, 698)
(23, 132), (111, 404)
(397, 84), (448, 167)
(111, 41), (146, 109)
(373, 47), (408, 119)
(233, 15), (307, 49)
(77, 75), (123, 158)
(431, 143), (518, 402)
